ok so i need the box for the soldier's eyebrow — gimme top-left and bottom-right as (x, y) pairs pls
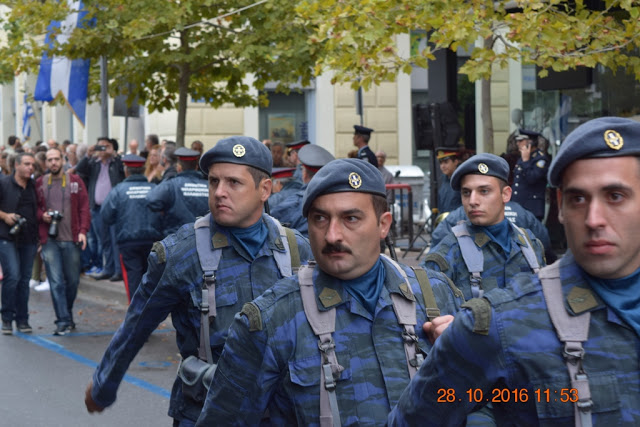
(563, 182), (633, 195)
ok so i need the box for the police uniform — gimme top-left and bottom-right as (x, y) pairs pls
(146, 148), (209, 236)
(354, 125), (379, 167)
(423, 153), (546, 300)
(101, 155), (163, 301)
(268, 167), (303, 208)
(196, 159), (465, 426)
(285, 140), (310, 182)
(89, 137), (313, 425)
(270, 144), (335, 236)
(511, 130), (550, 220)
(389, 117), (640, 426)
(436, 147), (463, 214)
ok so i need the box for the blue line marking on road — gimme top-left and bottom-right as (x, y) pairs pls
(15, 332), (171, 399)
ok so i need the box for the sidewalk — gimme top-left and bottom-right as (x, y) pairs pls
(77, 273), (129, 306)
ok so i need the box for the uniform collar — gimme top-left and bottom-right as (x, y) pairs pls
(467, 220), (525, 249)
(208, 213), (285, 260)
(124, 174), (148, 182)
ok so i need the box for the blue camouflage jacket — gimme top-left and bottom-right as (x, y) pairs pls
(424, 220), (545, 300)
(90, 214), (312, 423)
(196, 258), (465, 426)
(268, 179), (304, 208)
(389, 252), (640, 426)
(270, 185), (307, 236)
(146, 170), (209, 236)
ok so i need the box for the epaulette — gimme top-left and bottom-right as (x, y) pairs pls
(241, 302), (263, 332)
(424, 253), (449, 272)
(151, 241), (167, 264)
(461, 298), (491, 335)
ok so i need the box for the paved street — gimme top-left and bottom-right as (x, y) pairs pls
(0, 277), (178, 426)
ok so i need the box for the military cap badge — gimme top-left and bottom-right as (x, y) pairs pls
(604, 130), (623, 150)
(478, 163), (489, 174)
(233, 144), (246, 157)
(348, 172), (362, 189)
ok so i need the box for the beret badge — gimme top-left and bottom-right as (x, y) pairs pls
(604, 130), (623, 150)
(348, 172), (362, 189)
(478, 163), (489, 174)
(233, 144), (246, 157)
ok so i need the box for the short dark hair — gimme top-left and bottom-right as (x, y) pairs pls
(126, 165), (145, 175)
(178, 158), (199, 171)
(147, 134), (159, 146)
(247, 166), (269, 188)
(8, 136), (18, 146)
(16, 152), (35, 165)
(371, 194), (389, 223)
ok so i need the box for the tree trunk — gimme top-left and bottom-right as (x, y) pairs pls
(176, 30), (192, 147)
(481, 37), (494, 153)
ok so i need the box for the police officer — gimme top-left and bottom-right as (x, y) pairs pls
(423, 153), (546, 300)
(101, 155), (163, 302)
(84, 136), (313, 425)
(353, 125), (379, 167)
(435, 146), (463, 214)
(430, 200), (557, 263)
(268, 167), (303, 208)
(146, 147), (209, 236)
(284, 139), (310, 182)
(511, 129), (550, 220)
(389, 116), (640, 425)
(270, 144), (335, 236)
(196, 158), (464, 426)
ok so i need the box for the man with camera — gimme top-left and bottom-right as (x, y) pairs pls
(0, 153), (39, 335)
(36, 148), (90, 335)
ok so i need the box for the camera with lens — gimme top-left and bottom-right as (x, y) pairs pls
(48, 211), (64, 238)
(8, 216), (27, 236)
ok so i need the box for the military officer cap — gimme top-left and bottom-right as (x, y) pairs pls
(298, 144), (335, 172)
(272, 167), (296, 179)
(285, 140), (310, 154)
(450, 153), (510, 191)
(174, 147), (201, 161)
(353, 125), (374, 136)
(302, 158), (386, 217)
(199, 136), (272, 175)
(548, 117), (640, 187)
(435, 146), (462, 160)
(515, 129), (541, 141)
(122, 154), (146, 168)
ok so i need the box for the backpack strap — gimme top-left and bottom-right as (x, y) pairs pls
(194, 214), (220, 364)
(539, 262), (593, 427)
(411, 267), (441, 321)
(267, 214), (296, 276)
(380, 254), (427, 378)
(452, 223), (484, 298)
(512, 224), (541, 274)
(298, 264), (343, 427)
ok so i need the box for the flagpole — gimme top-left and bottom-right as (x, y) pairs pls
(100, 55), (109, 137)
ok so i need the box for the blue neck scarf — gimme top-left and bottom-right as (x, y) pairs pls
(228, 218), (268, 259)
(481, 218), (511, 257)
(583, 266), (640, 337)
(341, 258), (386, 315)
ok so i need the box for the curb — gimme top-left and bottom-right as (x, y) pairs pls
(76, 274), (129, 306)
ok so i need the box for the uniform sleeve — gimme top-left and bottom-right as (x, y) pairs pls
(430, 206), (463, 247)
(292, 229), (313, 264)
(90, 249), (182, 408)
(422, 238), (454, 282)
(196, 311), (282, 425)
(146, 181), (171, 212)
(76, 178), (91, 235)
(100, 189), (118, 226)
(525, 229), (546, 267)
(388, 306), (508, 426)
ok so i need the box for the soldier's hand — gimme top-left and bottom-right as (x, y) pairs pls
(423, 315), (454, 344)
(85, 381), (105, 413)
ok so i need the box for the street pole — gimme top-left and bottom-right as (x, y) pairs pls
(100, 56), (109, 137)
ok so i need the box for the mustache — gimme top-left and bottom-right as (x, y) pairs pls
(322, 243), (351, 254)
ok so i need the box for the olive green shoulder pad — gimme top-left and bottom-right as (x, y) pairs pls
(460, 298), (492, 335)
(424, 253), (449, 272)
(151, 241), (167, 264)
(241, 302), (263, 332)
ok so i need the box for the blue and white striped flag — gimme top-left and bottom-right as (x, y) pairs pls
(34, 0), (90, 125)
(22, 94), (34, 139)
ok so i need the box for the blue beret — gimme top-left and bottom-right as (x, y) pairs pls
(199, 136), (272, 175)
(302, 158), (386, 217)
(548, 117), (640, 187)
(354, 125), (374, 136)
(450, 153), (510, 191)
(298, 144), (335, 171)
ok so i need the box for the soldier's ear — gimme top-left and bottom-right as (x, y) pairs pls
(379, 211), (393, 239)
(259, 178), (272, 203)
(502, 185), (512, 203)
(557, 189), (565, 224)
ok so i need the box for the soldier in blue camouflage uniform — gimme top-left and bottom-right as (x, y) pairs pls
(146, 147), (209, 236)
(100, 155), (163, 302)
(423, 153), (546, 300)
(85, 137), (312, 426)
(389, 116), (640, 425)
(431, 200), (557, 264)
(270, 144), (335, 236)
(196, 158), (464, 426)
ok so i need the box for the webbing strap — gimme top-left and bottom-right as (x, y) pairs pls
(539, 263), (593, 427)
(285, 227), (300, 272)
(298, 265), (342, 427)
(412, 267), (440, 321)
(271, 216), (293, 277)
(453, 223), (484, 298)
(195, 214), (219, 363)
(512, 224), (541, 274)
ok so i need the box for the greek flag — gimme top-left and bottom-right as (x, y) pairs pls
(34, 0), (90, 125)
(22, 94), (34, 139)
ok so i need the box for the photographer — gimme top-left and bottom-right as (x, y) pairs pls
(0, 153), (38, 335)
(36, 148), (90, 335)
